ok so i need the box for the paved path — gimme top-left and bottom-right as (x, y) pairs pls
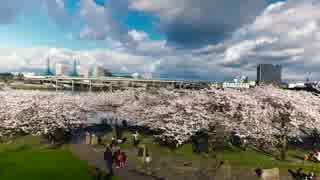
(70, 144), (160, 180)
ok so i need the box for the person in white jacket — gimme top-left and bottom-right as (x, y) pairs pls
(313, 151), (320, 162)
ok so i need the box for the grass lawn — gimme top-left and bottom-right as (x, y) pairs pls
(0, 136), (92, 180)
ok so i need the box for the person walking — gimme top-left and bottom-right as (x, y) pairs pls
(133, 131), (140, 147)
(144, 153), (152, 174)
(104, 145), (114, 176)
(111, 136), (116, 145)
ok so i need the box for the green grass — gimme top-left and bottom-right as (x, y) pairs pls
(0, 136), (92, 180)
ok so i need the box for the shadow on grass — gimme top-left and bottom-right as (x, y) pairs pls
(4, 144), (32, 153)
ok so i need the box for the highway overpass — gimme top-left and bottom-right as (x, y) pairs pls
(22, 76), (210, 92)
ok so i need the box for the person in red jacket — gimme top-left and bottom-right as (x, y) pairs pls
(119, 152), (127, 168)
(115, 149), (121, 168)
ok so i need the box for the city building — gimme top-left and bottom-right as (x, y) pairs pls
(55, 63), (70, 76)
(77, 65), (90, 78)
(257, 64), (282, 85)
(92, 65), (105, 78)
(221, 76), (256, 89)
(222, 82), (250, 89)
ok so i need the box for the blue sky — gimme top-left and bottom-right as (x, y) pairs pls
(0, 0), (164, 50)
(1, 0), (320, 81)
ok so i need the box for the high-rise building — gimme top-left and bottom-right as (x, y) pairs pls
(77, 65), (90, 78)
(56, 63), (70, 76)
(257, 64), (282, 85)
(92, 65), (105, 78)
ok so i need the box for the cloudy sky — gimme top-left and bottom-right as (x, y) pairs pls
(0, 0), (319, 81)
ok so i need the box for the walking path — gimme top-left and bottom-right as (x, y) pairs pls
(70, 144), (160, 180)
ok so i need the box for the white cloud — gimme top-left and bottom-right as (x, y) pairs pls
(223, 37), (278, 65)
(129, 0), (267, 46)
(216, 0), (320, 81)
(0, 47), (159, 76)
(128, 30), (148, 42)
(78, 0), (131, 43)
(0, 45), (231, 81)
(3, 0), (320, 81)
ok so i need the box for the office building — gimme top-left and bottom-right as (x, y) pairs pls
(77, 65), (90, 78)
(92, 65), (105, 78)
(257, 64), (282, 85)
(56, 63), (70, 76)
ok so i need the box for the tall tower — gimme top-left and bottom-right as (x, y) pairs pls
(70, 59), (79, 77)
(45, 57), (54, 76)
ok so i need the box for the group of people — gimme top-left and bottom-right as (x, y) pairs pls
(103, 130), (152, 176)
(104, 143), (127, 176)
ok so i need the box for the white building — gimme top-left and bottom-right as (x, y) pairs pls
(77, 65), (90, 78)
(56, 63), (70, 76)
(222, 82), (250, 89)
(92, 65), (105, 78)
(288, 82), (306, 89)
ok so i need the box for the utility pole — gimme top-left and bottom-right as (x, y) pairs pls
(89, 80), (92, 92)
(55, 78), (58, 92)
(72, 80), (74, 92)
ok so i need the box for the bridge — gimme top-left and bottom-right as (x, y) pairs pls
(23, 76), (210, 92)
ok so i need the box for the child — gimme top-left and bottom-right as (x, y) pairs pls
(115, 149), (121, 168)
(119, 152), (127, 168)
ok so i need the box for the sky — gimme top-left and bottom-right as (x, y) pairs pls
(0, 0), (319, 81)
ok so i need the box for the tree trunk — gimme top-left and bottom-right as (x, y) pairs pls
(280, 135), (287, 161)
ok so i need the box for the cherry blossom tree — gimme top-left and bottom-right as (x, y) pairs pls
(0, 86), (320, 154)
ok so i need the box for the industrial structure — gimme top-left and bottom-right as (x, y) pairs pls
(257, 64), (282, 85)
(44, 58), (54, 76)
(70, 60), (79, 77)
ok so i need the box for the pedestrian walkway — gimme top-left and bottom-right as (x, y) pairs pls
(70, 144), (159, 180)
